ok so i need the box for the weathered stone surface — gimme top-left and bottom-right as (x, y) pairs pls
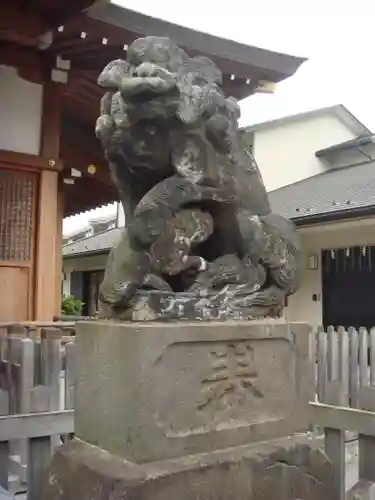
(347, 480), (375, 499)
(74, 320), (313, 464)
(95, 36), (301, 321)
(0, 486), (12, 499)
(40, 435), (334, 500)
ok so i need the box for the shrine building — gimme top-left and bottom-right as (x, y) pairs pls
(0, 0), (305, 321)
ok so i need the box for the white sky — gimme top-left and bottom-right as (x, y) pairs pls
(63, 0), (375, 234)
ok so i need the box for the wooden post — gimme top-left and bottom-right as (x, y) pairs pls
(348, 327), (359, 408)
(358, 386), (375, 482)
(317, 329), (327, 402)
(0, 441), (9, 490)
(324, 381), (346, 500)
(35, 170), (59, 320)
(27, 436), (52, 500)
(34, 78), (62, 321)
(324, 428), (345, 500)
(55, 191), (64, 319)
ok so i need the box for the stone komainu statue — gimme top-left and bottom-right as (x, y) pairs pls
(95, 36), (301, 321)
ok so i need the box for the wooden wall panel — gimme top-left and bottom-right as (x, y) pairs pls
(0, 168), (36, 261)
(0, 166), (36, 320)
(0, 266), (29, 321)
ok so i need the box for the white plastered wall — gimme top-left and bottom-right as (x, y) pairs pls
(0, 66), (43, 155)
(253, 113), (357, 191)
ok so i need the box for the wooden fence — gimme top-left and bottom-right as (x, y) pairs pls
(0, 326), (75, 499)
(311, 326), (375, 500)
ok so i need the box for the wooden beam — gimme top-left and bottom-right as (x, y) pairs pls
(63, 178), (117, 216)
(40, 79), (61, 162)
(79, 76), (101, 95)
(35, 75), (62, 321)
(63, 94), (98, 124)
(73, 85), (100, 104)
(0, 8), (47, 47)
(0, 150), (62, 171)
(56, 13), (132, 46)
(61, 142), (113, 187)
(55, 190), (65, 318)
(47, 0), (103, 28)
(35, 170), (59, 320)
(0, 410), (74, 441)
(64, 69), (99, 91)
(310, 401), (375, 435)
(60, 112), (114, 187)
(0, 44), (44, 84)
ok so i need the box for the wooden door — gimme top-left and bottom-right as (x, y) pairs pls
(0, 166), (37, 321)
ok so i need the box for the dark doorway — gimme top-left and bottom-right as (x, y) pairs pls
(322, 245), (375, 329)
(70, 271), (83, 303)
(87, 270), (105, 316)
(81, 272), (90, 316)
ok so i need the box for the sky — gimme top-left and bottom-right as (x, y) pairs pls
(63, 0), (375, 234)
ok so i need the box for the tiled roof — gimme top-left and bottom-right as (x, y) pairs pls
(315, 134), (375, 157)
(268, 160), (375, 222)
(62, 227), (122, 257)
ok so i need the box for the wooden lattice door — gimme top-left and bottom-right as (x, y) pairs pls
(0, 166), (37, 320)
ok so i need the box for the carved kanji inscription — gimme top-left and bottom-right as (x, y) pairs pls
(197, 342), (263, 411)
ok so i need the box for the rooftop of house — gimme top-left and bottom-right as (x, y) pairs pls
(63, 226), (122, 257)
(63, 210), (118, 240)
(269, 157), (375, 225)
(89, 2), (306, 93)
(316, 134), (375, 158)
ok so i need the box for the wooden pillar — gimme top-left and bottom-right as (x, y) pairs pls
(55, 191), (64, 318)
(34, 79), (62, 321)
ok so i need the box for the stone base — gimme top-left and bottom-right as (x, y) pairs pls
(347, 480), (375, 499)
(74, 320), (312, 464)
(40, 435), (334, 500)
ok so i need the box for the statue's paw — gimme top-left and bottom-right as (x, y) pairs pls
(163, 258), (186, 276)
(99, 280), (139, 307)
(143, 274), (173, 292)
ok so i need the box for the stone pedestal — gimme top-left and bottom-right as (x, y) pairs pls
(74, 320), (313, 463)
(41, 320), (334, 499)
(41, 435), (334, 500)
